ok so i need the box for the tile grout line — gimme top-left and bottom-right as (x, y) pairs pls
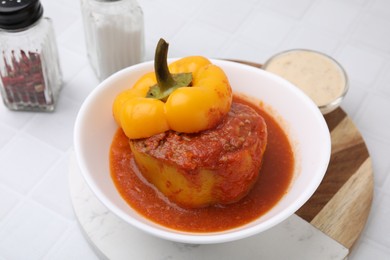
(41, 220), (81, 260)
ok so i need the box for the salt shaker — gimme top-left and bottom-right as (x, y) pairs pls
(0, 0), (62, 112)
(80, 0), (145, 82)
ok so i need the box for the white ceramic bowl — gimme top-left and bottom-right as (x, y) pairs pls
(74, 59), (331, 244)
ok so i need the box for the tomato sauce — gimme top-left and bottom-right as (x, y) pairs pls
(110, 96), (294, 232)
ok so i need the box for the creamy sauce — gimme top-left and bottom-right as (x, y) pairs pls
(265, 50), (346, 107)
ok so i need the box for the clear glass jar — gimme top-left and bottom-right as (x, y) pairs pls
(80, 0), (145, 82)
(263, 49), (348, 115)
(0, 0), (63, 112)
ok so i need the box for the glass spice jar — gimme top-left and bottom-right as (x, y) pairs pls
(0, 0), (62, 112)
(80, 0), (145, 82)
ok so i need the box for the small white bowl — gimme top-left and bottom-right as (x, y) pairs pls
(74, 59), (331, 244)
(263, 49), (348, 115)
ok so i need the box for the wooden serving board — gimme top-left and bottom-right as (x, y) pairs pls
(236, 60), (374, 251)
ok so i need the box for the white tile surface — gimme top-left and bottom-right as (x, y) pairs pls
(0, 123), (16, 148)
(336, 44), (385, 86)
(340, 80), (367, 118)
(0, 185), (20, 221)
(24, 96), (81, 151)
(61, 66), (99, 103)
(40, 1), (80, 35)
(43, 223), (100, 260)
(359, 131), (390, 188)
(349, 239), (390, 260)
(196, 0), (255, 33)
(171, 22), (230, 57)
(57, 20), (88, 56)
(143, 3), (187, 45)
(277, 26), (340, 56)
(356, 92), (390, 140)
(163, 0), (207, 18)
(0, 105), (35, 129)
(262, 0), (314, 19)
(350, 12), (390, 53)
(31, 153), (76, 220)
(375, 62), (390, 96)
(370, 0), (390, 16)
(58, 48), (89, 83)
(0, 200), (69, 260)
(0, 134), (61, 194)
(221, 39), (274, 63)
(366, 192), (390, 246)
(302, 0), (361, 36)
(238, 9), (295, 48)
(0, 0), (389, 258)
(384, 170), (390, 191)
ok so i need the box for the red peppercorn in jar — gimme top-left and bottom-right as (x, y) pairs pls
(0, 0), (62, 111)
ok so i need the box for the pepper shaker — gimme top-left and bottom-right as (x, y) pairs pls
(0, 0), (62, 112)
(80, 0), (145, 82)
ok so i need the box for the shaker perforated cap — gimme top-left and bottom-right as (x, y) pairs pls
(0, 0), (43, 30)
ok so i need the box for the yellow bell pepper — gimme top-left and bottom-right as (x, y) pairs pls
(130, 140), (264, 208)
(113, 39), (232, 139)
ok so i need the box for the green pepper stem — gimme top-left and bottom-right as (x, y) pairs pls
(146, 39), (192, 101)
(154, 39), (175, 92)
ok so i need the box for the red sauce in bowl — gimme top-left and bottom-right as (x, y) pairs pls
(110, 96), (294, 232)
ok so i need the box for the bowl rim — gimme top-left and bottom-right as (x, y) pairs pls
(74, 58), (331, 244)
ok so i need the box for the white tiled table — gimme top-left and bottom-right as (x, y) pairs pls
(1, 0), (389, 259)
